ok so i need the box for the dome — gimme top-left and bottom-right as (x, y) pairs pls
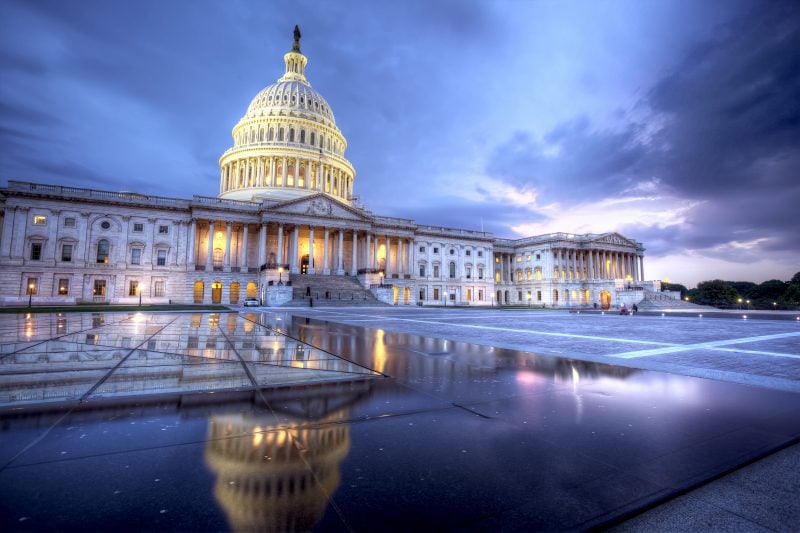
(245, 80), (336, 126)
(218, 26), (355, 204)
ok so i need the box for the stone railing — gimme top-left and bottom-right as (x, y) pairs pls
(191, 196), (260, 209)
(9, 181), (188, 208)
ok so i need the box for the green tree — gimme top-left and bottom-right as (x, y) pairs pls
(778, 284), (800, 309)
(693, 280), (740, 308)
(729, 281), (757, 299)
(791, 271), (800, 285)
(661, 282), (689, 298)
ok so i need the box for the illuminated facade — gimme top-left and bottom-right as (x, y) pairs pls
(0, 28), (652, 308)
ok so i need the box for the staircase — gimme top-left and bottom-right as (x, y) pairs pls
(637, 290), (716, 310)
(285, 274), (385, 307)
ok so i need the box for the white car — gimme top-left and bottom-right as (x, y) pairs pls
(243, 298), (260, 307)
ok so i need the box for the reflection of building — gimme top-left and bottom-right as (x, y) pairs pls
(0, 27), (652, 309)
(204, 381), (370, 532)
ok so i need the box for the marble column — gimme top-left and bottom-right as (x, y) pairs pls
(240, 224), (248, 271)
(223, 221), (232, 271)
(385, 235), (392, 276)
(351, 230), (358, 276)
(365, 233), (372, 270)
(337, 229), (344, 275)
(205, 221), (215, 271)
(639, 255), (645, 281)
(398, 238), (404, 275)
(373, 234), (379, 271)
(187, 218), (197, 267)
(258, 223), (266, 268)
(290, 225), (299, 273)
(276, 224), (284, 265)
(587, 250), (594, 280)
(323, 227), (330, 275)
(308, 226), (315, 274)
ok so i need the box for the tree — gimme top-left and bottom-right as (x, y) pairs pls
(693, 280), (740, 308)
(729, 281), (757, 299)
(791, 271), (800, 285)
(661, 282), (689, 298)
(778, 284), (800, 309)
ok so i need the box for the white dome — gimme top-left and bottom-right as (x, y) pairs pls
(246, 80), (336, 126)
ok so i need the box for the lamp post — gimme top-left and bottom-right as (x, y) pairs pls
(444, 291), (448, 307)
(738, 297), (743, 310)
(746, 299), (750, 309)
(278, 266), (283, 285)
(28, 283), (34, 308)
(138, 285), (142, 307)
(379, 271), (384, 286)
(527, 294), (532, 309)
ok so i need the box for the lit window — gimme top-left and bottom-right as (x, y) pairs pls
(156, 249), (167, 266)
(527, 270), (532, 280)
(495, 257), (499, 263)
(526, 255), (531, 261)
(97, 240), (110, 263)
(33, 215), (46, 225)
(64, 217), (76, 228)
(129, 281), (139, 297)
(61, 244), (73, 262)
(85, 334), (98, 345)
(58, 278), (69, 295)
(131, 248), (141, 265)
(133, 223), (144, 232)
(516, 256), (522, 262)
(158, 225), (169, 234)
(27, 278), (38, 295)
(517, 271), (522, 281)
(30, 243), (42, 261)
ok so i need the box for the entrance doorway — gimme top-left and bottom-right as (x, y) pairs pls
(403, 287), (411, 305)
(600, 290), (611, 310)
(211, 282), (222, 304)
(392, 286), (398, 305)
(301, 254), (310, 274)
(193, 281), (204, 303)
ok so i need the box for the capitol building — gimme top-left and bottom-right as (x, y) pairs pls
(0, 28), (653, 309)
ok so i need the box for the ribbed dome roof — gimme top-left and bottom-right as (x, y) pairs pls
(245, 80), (336, 125)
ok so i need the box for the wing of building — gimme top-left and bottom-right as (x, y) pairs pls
(0, 28), (655, 310)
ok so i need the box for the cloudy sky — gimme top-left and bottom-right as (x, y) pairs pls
(1, 0), (797, 287)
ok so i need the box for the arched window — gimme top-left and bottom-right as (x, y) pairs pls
(319, 135), (324, 148)
(310, 132), (315, 146)
(96, 239), (110, 263)
(449, 261), (456, 279)
(268, 128), (274, 141)
(259, 129), (264, 142)
(278, 128), (284, 141)
(289, 129), (295, 142)
(300, 130), (305, 143)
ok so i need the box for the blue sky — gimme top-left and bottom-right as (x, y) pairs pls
(1, 0), (798, 287)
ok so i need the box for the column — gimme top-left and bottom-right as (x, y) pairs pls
(385, 235), (392, 276)
(365, 233), (372, 270)
(205, 220), (215, 271)
(187, 218), (197, 267)
(281, 157), (288, 186)
(240, 224), (248, 271)
(269, 158), (276, 186)
(323, 227), (330, 275)
(289, 224), (300, 274)
(373, 234), (379, 271)
(308, 226), (315, 274)
(276, 223), (284, 265)
(351, 230), (358, 275)
(223, 221), (232, 271)
(639, 255), (645, 281)
(398, 238), (404, 275)
(258, 223), (266, 268)
(337, 229), (344, 275)
(587, 250), (594, 280)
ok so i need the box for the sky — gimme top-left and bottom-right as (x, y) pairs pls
(1, 0), (798, 287)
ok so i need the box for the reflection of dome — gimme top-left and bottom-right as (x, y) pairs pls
(219, 26), (355, 204)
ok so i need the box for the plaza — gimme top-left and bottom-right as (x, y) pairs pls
(1, 307), (798, 531)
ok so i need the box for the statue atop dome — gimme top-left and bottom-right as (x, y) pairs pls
(292, 25), (301, 52)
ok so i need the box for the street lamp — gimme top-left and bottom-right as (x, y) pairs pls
(444, 291), (448, 307)
(527, 293), (532, 309)
(278, 267), (284, 285)
(28, 282), (34, 308)
(738, 297), (743, 310)
(379, 271), (384, 287)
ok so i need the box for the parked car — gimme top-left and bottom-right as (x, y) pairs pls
(243, 298), (260, 307)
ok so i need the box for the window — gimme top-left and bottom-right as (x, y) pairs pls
(58, 278), (69, 295)
(466, 266), (472, 279)
(450, 249), (455, 255)
(27, 278), (38, 295)
(536, 254), (541, 260)
(187, 336), (198, 349)
(289, 129), (295, 142)
(450, 292), (456, 301)
(133, 223), (144, 232)
(131, 248), (141, 265)
(158, 225), (169, 234)
(478, 290), (484, 301)
(449, 262), (456, 279)
(300, 130), (305, 143)
(96, 240), (110, 263)
(495, 256), (500, 263)
(64, 217), (76, 228)
(100, 221), (111, 230)
(526, 255), (531, 261)
(33, 215), (46, 225)
(310, 131), (315, 145)
(537, 290), (542, 301)
(433, 288), (439, 300)
(535, 267), (542, 281)
(419, 264), (426, 277)
(278, 128), (284, 141)
(433, 247), (439, 254)
(93, 279), (106, 297)
(129, 281), (139, 297)
(154, 280), (165, 297)
(61, 244), (73, 262)
(156, 249), (167, 266)
(466, 250), (471, 256)
(419, 289), (425, 301)
(478, 267), (484, 280)
(527, 270), (532, 281)
(518, 291), (522, 301)
(433, 265), (440, 278)
(517, 271), (522, 281)
(419, 246), (425, 253)
(85, 334), (98, 345)
(477, 251), (483, 257)
(516, 256), (522, 262)
(30, 242), (42, 261)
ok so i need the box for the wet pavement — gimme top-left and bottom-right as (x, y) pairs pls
(1, 309), (799, 531)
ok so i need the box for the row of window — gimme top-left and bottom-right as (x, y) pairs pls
(418, 246), (484, 257)
(236, 125), (342, 155)
(30, 215), (171, 235)
(29, 240), (167, 266)
(418, 263), (485, 279)
(25, 277), (165, 297)
(419, 288), (486, 302)
(496, 253), (543, 263)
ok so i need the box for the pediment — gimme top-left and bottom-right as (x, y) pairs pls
(269, 194), (370, 222)
(592, 232), (638, 247)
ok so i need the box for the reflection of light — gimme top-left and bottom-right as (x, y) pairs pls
(252, 427), (263, 447)
(291, 361), (305, 369)
(132, 312), (145, 323)
(374, 329), (386, 373)
(25, 313), (32, 320)
(571, 365), (580, 386)
(515, 370), (543, 386)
